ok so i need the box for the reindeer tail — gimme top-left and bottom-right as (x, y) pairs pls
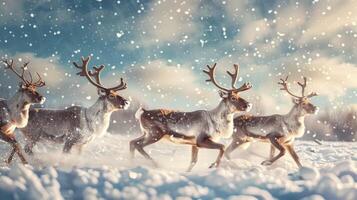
(135, 107), (145, 120)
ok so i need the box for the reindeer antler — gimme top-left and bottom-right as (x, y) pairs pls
(2, 59), (45, 87)
(32, 72), (46, 87)
(73, 56), (127, 93)
(2, 59), (28, 84)
(203, 63), (230, 92)
(278, 76), (301, 98)
(279, 76), (317, 99)
(227, 64), (239, 89)
(203, 63), (251, 93)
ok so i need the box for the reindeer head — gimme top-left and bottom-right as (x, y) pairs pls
(73, 56), (129, 112)
(204, 63), (252, 113)
(2, 59), (46, 105)
(278, 76), (318, 115)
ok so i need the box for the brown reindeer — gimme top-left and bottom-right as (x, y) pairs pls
(130, 63), (252, 171)
(225, 76), (318, 168)
(0, 59), (46, 164)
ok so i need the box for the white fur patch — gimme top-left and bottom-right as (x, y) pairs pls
(135, 107), (144, 119)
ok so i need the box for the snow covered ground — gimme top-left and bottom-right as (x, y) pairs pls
(0, 133), (356, 200)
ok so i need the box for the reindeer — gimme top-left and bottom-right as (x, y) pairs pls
(225, 76), (318, 168)
(130, 63), (252, 171)
(20, 56), (129, 154)
(0, 59), (46, 164)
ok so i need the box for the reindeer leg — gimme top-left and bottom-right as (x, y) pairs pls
(131, 128), (164, 167)
(63, 138), (80, 154)
(7, 148), (16, 164)
(186, 146), (199, 172)
(130, 134), (146, 158)
(135, 136), (162, 167)
(270, 144), (276, 159)
(63, 132), (82, 153)
(24, 141), (36, 155)
(285, 144), (302, 168)
(261, 135), (285, 166)
(224, 138), (247, 160)
(14, 144), (28, 164)
(0, 132), (28, 164)
(197, 134), (225, 168)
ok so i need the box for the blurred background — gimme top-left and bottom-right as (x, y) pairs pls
(0, 0), (356, 141)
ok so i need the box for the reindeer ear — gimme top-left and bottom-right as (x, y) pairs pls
(219, 90), (228, 98)
(98, 89), (106, 96)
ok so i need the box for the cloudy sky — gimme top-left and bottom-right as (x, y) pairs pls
(0, 0), (356, 114)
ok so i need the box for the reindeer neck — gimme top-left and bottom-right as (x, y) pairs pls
(86, 98), (113, 119)
(286, 104), (305, 122)
(209, 100), (233, 120)
(7, 92), (31, 127)
(85, 98), (113, 135)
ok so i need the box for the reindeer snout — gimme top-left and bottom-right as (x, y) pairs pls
(314, 106), (319, 114)
(246, 103), (253, 112)
(123, 100), (130, 110)
(39, 96), (46, 104)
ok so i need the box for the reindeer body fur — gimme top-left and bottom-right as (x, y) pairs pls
(20, 98), (116, 153)
(137, 100), (237, 144)
(233, 104), (306, 142)
(226, 102), (317, 169)
(130, 63), (252, 171)
(0, 94), (32, 134)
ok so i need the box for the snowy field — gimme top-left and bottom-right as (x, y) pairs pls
(0, 133), (356, 200)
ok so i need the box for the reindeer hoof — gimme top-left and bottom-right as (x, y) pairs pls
(261, 160), (273, 166)
(209, 162), (218, 168)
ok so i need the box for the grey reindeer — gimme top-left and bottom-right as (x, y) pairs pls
(0, 59), (46, 164)
(225, 76), (318, 168)
(130, 63), (252, 171)
(20, 56), (129, 154)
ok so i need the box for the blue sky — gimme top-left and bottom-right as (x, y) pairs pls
(0, 0), (356, 113)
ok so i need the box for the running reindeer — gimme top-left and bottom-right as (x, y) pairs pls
(225, 76), (318, 168)
(131, 63), (252, 171)
(0, 59), (46, 164)
(20, 56), (129, 154)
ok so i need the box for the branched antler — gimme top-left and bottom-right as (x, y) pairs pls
(278, 76), (317, 99)
(2, 59), (28, 84)
(2, 59), (45, 87)
(203, 63), (251, 93)
(73, 56), (127, 93)
(227, 64), (239, 89)
(203, 63), (230, 92)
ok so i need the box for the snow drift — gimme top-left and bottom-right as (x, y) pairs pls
(0, 134), (356, 200)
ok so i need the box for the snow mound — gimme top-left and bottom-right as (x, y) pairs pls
(0, 134), (356, 199)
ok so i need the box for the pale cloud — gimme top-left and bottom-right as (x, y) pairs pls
(274, 54), (357, 100)
(0, 0), (74, 25)
(0, 53), (100, 107)
(237, 19), (271, 46)
(119, 59), (218, 110)
(138, 0), (200, 45)
(224, 0), (261, 23)
(302, 56), (357, 99)
(275, 5), (306, 35)
(299, 0), (357, 43)
(3, 53), (67, 87)
(0, 0), (24, 24)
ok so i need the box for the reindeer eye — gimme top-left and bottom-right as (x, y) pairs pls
(108, 95), (115, 99)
